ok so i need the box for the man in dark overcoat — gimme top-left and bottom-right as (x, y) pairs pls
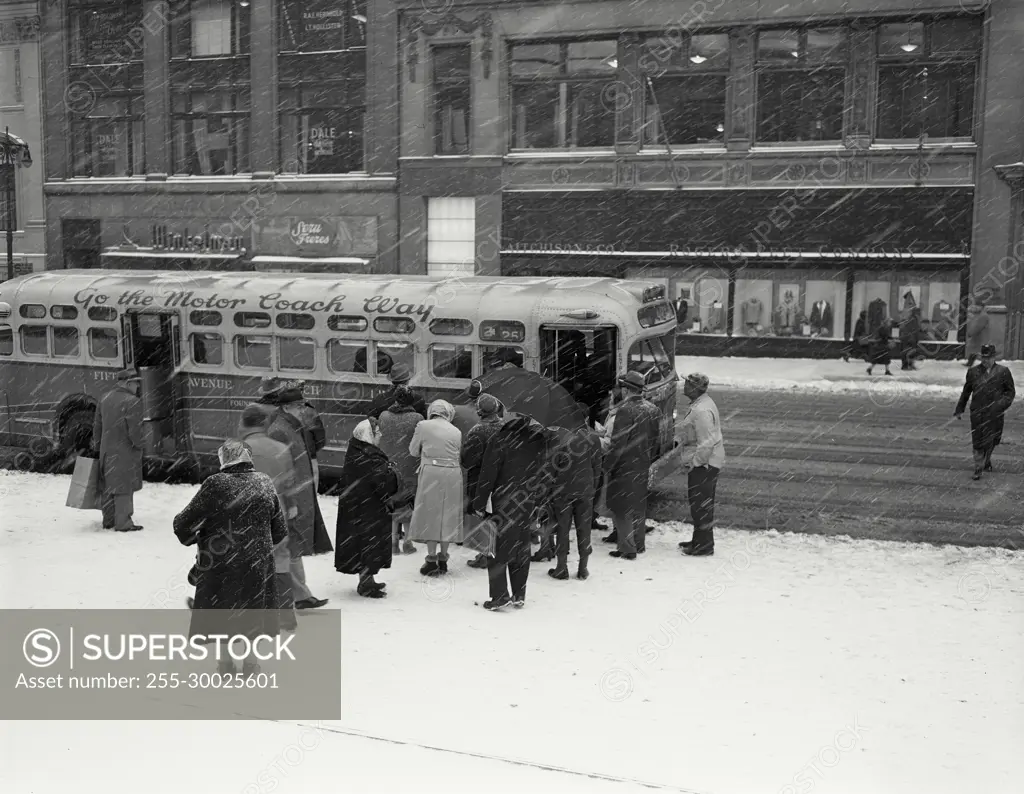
(276, 379), (327, 491)
(547, 420), (603, 581)
(472, 412), (556, 611)
(92, 368), (144, 532)
(259, 377), (332, 611)
(461, 394), (505, 569)
(955, 344), (1016, 480)
(604, 371), (660, 560)
(366, 364), (427, 420)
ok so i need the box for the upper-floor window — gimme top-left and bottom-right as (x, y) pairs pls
(509, 39), (618, 149)
(433, 45), (472, 155)
(640, 32), (729, 146)
(170, 0), (251, 58)
(875, 18), (980, 140)
(278, 0), (366, 174)
(756, 27), (847, 143)
(69, 1), (144, 65)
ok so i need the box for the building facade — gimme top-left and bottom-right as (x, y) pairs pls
(39, 0), (399, 275)
(396, 0), (1024, 358)
(1, 1), (45, 278)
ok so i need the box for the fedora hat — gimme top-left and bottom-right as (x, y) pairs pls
(259, 375), (286, 396)
(618, 370), (646, 392)
(389, 363), (412, 384)
(980, 344), (996, 357)
(116, 368), (141, 382)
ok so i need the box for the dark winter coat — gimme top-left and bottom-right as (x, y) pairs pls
(92, 383), (144, 495)
(472, 414), (556, 547)
(263, 404), (333, 556)
(548, 425), (603, 502)
(173, 462), (285, 640)
(461, 415), (504, 507)
(367, 385), (427, 421)
(900, 313), (921, 357)
(604, 395), (659, 516)
(868, 325), (893, 366)
(378, 406), (422, 508)
(451, 403), (479, 439)
(956, 363), (1016, 450)
(279, 394), (326, 460)
(334, 438), (401, 575)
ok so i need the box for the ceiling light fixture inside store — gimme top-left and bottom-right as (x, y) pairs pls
(716, 122), (725, 133)
(900, 42), (919, 52)
(353, 14), (367, 23)
(690, 54), (707, 64)
(604, 57), (618, 69)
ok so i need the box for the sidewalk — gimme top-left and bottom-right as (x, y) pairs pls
(674, 355), (1024, 398)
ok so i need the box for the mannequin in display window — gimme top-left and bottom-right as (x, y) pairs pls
(932, 299), (955, 339)
(706, 301), (725, 333)
(901, 290), (918, 317)
(741, 296), (763, 332)
(808, 300), (833, 336)
(775, 290), (798, 334)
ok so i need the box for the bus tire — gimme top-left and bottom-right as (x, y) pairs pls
(13, 451), (35, 472)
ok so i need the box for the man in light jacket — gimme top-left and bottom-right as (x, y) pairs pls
(677, 373), (725, 557)
(92, 368), (145, 532)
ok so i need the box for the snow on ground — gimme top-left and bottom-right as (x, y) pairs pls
(674, 355), (1024, 398)
(2, 470), (1023, 794)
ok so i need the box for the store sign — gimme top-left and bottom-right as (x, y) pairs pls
(280, 0), (347, 52)
(309, 124), (337, 158)
(254, 216), (378, 257)
(151, 224), (245, 253)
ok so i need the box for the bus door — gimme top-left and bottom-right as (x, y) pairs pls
(124, 310), (181, 457)
(540, 325), (618, 424)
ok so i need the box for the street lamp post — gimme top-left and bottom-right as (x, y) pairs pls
(0, 126), (33, 282)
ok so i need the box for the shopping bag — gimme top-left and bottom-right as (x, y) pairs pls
(463, 497), (496, 556)
(66, 455), (101, 510)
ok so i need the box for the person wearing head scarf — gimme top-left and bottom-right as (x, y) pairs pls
(677, 373), (725, 557)
(378, 386), (424, 555)
(173, 439), (286, 676)
(407, 399), (464, 576)
(461, 393), (506, 569)
(335, 418), (401, 597)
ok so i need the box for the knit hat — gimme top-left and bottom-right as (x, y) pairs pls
(476, 393), (501, 417)
(468, 379), (483, 399)
(393, 385), (417, 408)
(389, 364), (412, 384)
(683, 372), (710, 392)
(218, 439), (253, 470)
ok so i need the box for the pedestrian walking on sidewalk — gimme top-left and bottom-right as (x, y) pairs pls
(866, 324), (893, 377)
(954, 344), (1015, 480)
(677, 373), (725, 557)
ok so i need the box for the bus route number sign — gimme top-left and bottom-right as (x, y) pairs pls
(479, 320), (525, 344)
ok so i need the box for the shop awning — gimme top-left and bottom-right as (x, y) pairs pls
(251, 255), (369, 266)
(501, 249), (970, 260)
(102, 249), (244, 260)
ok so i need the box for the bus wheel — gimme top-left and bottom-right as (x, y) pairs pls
(13, 451), (35, 472)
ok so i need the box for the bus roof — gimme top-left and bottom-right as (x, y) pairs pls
(0, 270), (666, 321)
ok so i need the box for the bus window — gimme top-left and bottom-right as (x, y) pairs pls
(376, 342), (414, 376)
(53, 327), (81, 358)
(51, 305), (79, 321)
(627, 331), (675, 383)
(20, 325), (48, 356)
(277, 313), (315, 331)
(235, 335), (273, 369)
(328, 315), (368, 332)
(328, 340), (368, 373)
(191, 333), (223, 366)
(88, 328), (119, 359)
(19, 304), (46, 320)
(374, 317), (415, 335)
(88, 306), (118, 322)
(278, 336), (316, 371)
(429, 318), (473, 336)
(430, 344), (472, 379)
(235, 312), (272, 329)
(0, 327), (12, 355)
(482, 345), (525, 374)
(190, 310), (222, 327)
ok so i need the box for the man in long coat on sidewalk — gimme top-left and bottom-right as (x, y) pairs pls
(92, 368), (145, 532)
(677, 373), (725, 557)
(955, 344), (1016, 480)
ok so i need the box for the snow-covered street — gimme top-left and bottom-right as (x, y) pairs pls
(2, 470), (1022, 794)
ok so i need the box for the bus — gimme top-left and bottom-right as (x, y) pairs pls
(0, 270), (678, 482)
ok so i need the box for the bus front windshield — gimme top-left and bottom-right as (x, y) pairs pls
(627, 331), (676, 384)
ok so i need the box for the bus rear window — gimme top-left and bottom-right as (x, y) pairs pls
(20, 325), (48, 356)
(235, 312), (271, 329)
(51, 305), (79, 321)
(88, 306), (118, 322)
(277, 313), (315, 331)
(190, 310), (222, 327)
(278, 337), (316, 370)
(235, 335), (272, 369)
(191, 333), (223, 366)
(0, 327), (12, 355)
(53, 327), (81, 358)
(19, 304), (45, 320)
(89, 328), (119, 359)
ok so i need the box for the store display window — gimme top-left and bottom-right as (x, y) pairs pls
(688, 275), (727, 335)
(732, 279), (773, 336)
(803, 279), (847, 339)
(852, 280), (893, 336)
(924, 281), (961, 343)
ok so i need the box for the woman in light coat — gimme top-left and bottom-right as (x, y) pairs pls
(408, 399), (464, 576)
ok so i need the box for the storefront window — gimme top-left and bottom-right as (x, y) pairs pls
(875, 19), (979, 140)
(641, 33), (728, 146)
(278, 0), (366, 174)
(686, 275), (728, 335)
(70, 95), (145, 177)
(67, 1), (145, 177)
(433, 45), (472, 155)
(733, 279), (774, 336)
(510, 39), (618, 149)
(803, 280), (847, 339)
(756, 27), (847, 143)
(172, 89), (251, 175)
